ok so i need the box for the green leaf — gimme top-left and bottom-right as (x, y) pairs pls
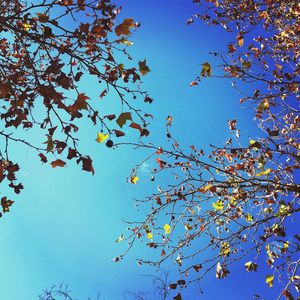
(116, 112), (132, 128)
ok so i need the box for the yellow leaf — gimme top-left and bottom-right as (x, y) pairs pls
(220, 242), (230, 257)
(256, 168), (271, 177)
(96, 132), (108, 143)
(266, 275), (274, 287)
(147, 232), (153, 239)
(23, 23), (32, 31)
(203, 183), (212, 192)
(212, 200), (224, 211)
(245, 213), (253, 223)
(163, 224), (171, 234)
(130, 175), (139, 184)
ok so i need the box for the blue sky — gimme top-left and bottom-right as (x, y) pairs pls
(0, 1), (283, 299)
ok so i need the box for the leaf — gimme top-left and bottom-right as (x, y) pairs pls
(216, 262), (230, 279)
(138, 59), (151, 76)
(147, 232), (153, 239)
(115, 18), (136, 36)
(36, 13), (49, 23)
(0, 83), (10, 98)
(115, 234), (125, 243)
(266, 275), (274, 287)
(237, 34), (244, 46)
(245, 213), (253, 223)
(114, 130), (125, 137)
(130, 175), (139, 184)
(175, 254), (182, 266)
(256, 168), (271, 177)
(200, 62), (212, 77)
(163, 223), (171, 234)
(1, 197), (14, 213)
(96, 132), (108, 143)
(173, 293), (182, 300)
(220, 242), (230, 257)
(51, 159), (66, 168)
(116, 112), (132, 128)
(39, 153), (47, 163)
(23, 23), (32, 31)
(166, 115), (173, 126)
(45, 135), (54, 152)
(245, 261), (258, 272)
(212, 200), (224, 211)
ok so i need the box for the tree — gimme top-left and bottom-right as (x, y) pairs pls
(0, 0), (152, 215)
(118, 0), (300, 298)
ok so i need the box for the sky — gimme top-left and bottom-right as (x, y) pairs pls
(0, 1), (284, 299)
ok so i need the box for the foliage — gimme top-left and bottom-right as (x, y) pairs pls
(0, 0), (152, 215)
(116, 0), (300, 298)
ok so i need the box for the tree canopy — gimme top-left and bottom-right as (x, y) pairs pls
(0, 0), (152, 215)
(0, 0), (299, 299)
(115, 1), (300, 299)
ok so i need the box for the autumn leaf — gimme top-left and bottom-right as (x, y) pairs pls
(212, 199), (224, 211)
(147, 232), (153, 239)
(245, 261), (258, 272)
(115, 18), (136, 36)
(115, 234), (125, 243)
(1, 197), (14, 213)
(175, 253), (182, 266)
(45, 135), (54, 152)
(23, 23), (32, 31)
(266, 275), (274, 287)
(96, 132), (108, 143)
(173, 293), (182, 300)
(163, 223), (171, 234)
(200, 62), (212, 77)
(245, 213), (253, 223)
(237, 34), (244, 47)
(130, 175), (139, 184)
(51, 159), (66, 168)
(220, 241), (230, 257)
(139, 59), (151, 76)
(166, 115), (173, 126)
(256, 168), (271, 177)
(116, 112), (132, 128)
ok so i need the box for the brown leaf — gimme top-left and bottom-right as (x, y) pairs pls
(115, 18), (136, 36)
(51, 159), (66, 168)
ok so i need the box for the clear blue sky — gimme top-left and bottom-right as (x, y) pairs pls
(1, 1), (282, 299)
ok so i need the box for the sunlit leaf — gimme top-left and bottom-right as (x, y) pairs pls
(245, 261), (258, 272)
(115, 234), (125, 243)
(266, 275), (274, 287)
(200, 62), (212, 77)
(96, 132), (108, 143)
(163, 223), (171, 234)
(256, 168), (271, 177)
(147, 232), (153, 239)
(212, 200), (224, 211)
(130, 175), (139, 184)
